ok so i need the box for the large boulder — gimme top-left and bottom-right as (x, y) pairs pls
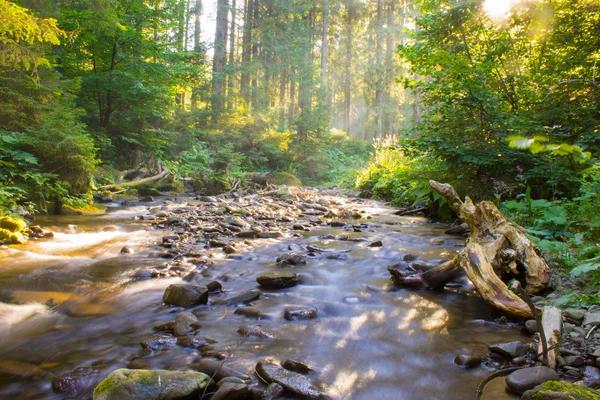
(255, 360), (320, 399)
(92, 369), (211, 400)
(163, 284), (208, 307)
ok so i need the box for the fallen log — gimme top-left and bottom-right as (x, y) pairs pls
(98, 170), (169, 191)
(389, 180), (551, 319)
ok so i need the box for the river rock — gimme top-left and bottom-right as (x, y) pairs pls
(207, 280), (223, 292)
(262, 382), (284, 399)
(583, 312), (600, 327)
(505, 366), (559, 393)
(276, 253), (307, 266)
(257, 272), (299, 289)
(92, 368), (211, 400)
(234, 307), (271, 319)
(237, 324), (275, 339)
(163, 284), (208, 307)
(139, 334), (177, 353)
(120, 246), (134, 254)
(197, 358), (251, 382)
(488, 341), (529, 358)
(282, 359), (313, 374)
(525, 320), (539, 334)
(565, 355), (585, 367)
(174, 311), (202, 336)
(564, 308), (585, 322)
(284, 306), (318, 321)
(52, 366), (100, 396)
(583, 366), (600, 382)
(212, 381), (249, 400)
(223, 289), (262, 305)
(256, 361), (320, 399)
(453, 354), (483, 368)
(368, 240), (383, 247)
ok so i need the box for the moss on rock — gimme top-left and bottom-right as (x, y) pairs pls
(532, 381), (599, 400)
(0, 216), (28, 244)
(274, 172), (302, 187)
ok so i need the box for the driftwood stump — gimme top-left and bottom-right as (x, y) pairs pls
(390, 181), (551, 319)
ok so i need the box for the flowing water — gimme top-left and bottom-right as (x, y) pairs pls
(0, 196), (524, 399)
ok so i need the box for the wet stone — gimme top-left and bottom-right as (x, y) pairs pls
(197, 358), (251, 382)
(139, 334), (177, 353)
(453, 354), (483, 368)
(174, 311), (202, 337)
(237, 324), (275, 339)
(212, 382), (249, 400)
(133, 268), (157, 279)
(52, 366), (100, 396)
(262, 382), (284, 400)
(565, 355), (585, 367)
(0, 360), (48, 379)
(505, 366), (559, 393)
(525, 320), (539, 334)
(222, 289), (262, 305)
(403, 254), (419, 261)
(368, 240), (383, 247)
(120, 246), (134, 254)
(583, 366), (600, 382)
(282, 359), (313, 374)
(257, 272), (299, 289)
(256, 361), (320, 399)
(206, 280), (223, 292)
(234, 307), (271, 319)
(276, 253), (307, 266)
(284, 306), (318, 321)
(163, 284), (209, 307)
(92, 368), (211, 400)
(488, 341), (529, 358)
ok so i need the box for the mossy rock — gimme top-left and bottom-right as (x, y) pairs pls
(62, 204), (107, 215)
(137, 185), (162, 196)
(154, 175), (185, 193)
(274, 172), (302, 187)
(0, 215), (28, 233)
(0, 228), (26, 244)
(528, 381), (600, 400)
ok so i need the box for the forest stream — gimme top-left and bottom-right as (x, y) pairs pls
(0, 190), (527, 399)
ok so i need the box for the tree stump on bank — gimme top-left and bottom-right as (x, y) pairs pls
(389, 181), (551, 319)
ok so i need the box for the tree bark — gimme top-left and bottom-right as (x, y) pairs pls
(343, 0), (353, 137)
(389, 180), (551, 319)
(212, 0), (229, 118)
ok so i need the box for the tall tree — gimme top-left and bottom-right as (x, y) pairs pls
(212, 0), (229, 117)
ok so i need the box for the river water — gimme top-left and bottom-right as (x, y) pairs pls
(0, 196), (524, 399)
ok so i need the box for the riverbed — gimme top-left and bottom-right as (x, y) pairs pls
(0, 192), (525, 399)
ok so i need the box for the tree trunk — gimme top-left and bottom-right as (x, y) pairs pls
(226, 0), (237, 106)
(374, 0), (383, 141)
(240, 0), (253, 102)
(389, 180), (551, 319)
(191, 0), (202, 111)
(320, 0), (329, 85)
(343, 0), (353, 137)
(212, 0), (229, 119)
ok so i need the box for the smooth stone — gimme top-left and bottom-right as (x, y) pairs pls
(453, 354), (483, 368)
(282, 359), (313, 374)
(134, 268), (158, 279)
(583, 366), (600, 382)
(489, 341), (529, 358)
(92, 368), (211, 400)
(223, 289), (262, 305)
(120, 246), (134, 254)
(583, 312), (600, 327)
(174, 311), (202, 337)
(565, 355), (585, 367)
(505, 366), (559, 393)
(525, 320), (539, 334)
(276, 253), (307, 266)
(52, 366), (100, 396)
(368, 240), (383, 247)
(216, 377), (245, 388)
(163, 284), (209, 307)
(211, 382), (249, 400)
(197, 358), (251, 382)
(562, 366), (582, 378)
(262, 382), (284, 399)
(256, 272), (299, 289)
(403, 254), (419, 261)
(564, 308), (585, 321)
(234, 307), (271, 319)
(284, 306), (318, 321)
(255, 361), (320, 399)
(206, 281), (223, 292)
(511, 357), (527, 366)
(237, 324), (275, 339)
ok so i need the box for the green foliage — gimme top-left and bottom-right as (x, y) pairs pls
(274, 172), (302, 187)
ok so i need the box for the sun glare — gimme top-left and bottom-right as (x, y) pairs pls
(483, 0), (518, 20)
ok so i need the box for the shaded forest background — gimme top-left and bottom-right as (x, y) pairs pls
(2, 0), (600, 298)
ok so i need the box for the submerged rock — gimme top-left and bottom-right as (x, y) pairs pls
(92, 368), (211, 400)
(163, 284), (208, 307)
(282, 359), (313, 374)
(276, 253), (307, 266)
(0, 360), (48, 378)
(488, 341), (529, 358)
(174, 311), (202, 337)
(212, 381), (249, 400)
(234, 307), (272, 319)
(505, 366), (559, 393)
(52, 366), (101, 396)
(256, 272), (299, 289)
(139, 334), (177, 353)
(222, 289), (262, 305)
(255, 360), (320, 399)
(262, 382), (284, 399)
(237, 324), (275, 339)
(197, 358), (251, 382)
(284, 306), (318, 321)
(453, 354), (483, 369)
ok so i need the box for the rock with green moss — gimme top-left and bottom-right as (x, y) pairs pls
(93, 368), (212, 400)
(274, 172), (302, 187)
(521, 380), (600, 400)
(0, 216), (28, 244)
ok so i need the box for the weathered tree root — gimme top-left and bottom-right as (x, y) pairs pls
(390, 181), (551, 319)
